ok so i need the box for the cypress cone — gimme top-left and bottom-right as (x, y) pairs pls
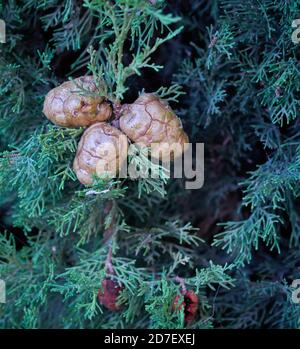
(119, 94), (189, 160)
(73, 122), (128, 185)
(173, 290), (198, 324)
(43, 76), (112, 127)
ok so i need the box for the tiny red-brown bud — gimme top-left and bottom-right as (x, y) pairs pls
(98, 279), (123, 311)
(172, 289), (198, 324)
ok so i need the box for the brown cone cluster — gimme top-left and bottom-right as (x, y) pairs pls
(43, 77), (189, 185)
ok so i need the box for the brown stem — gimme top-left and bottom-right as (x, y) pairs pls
(175, 276), (186, 294)
(103, 200), (116, 243)
(105, 245), (115, 275)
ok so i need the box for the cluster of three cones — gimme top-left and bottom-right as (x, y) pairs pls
(43, 76), (189, 185)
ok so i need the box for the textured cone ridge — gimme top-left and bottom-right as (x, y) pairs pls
(43, 76), (112, 127)
(119, 93), (189, 160)
(73, 122), (128, 185)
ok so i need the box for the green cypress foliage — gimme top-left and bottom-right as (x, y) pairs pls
(0, 0), (300, 329)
